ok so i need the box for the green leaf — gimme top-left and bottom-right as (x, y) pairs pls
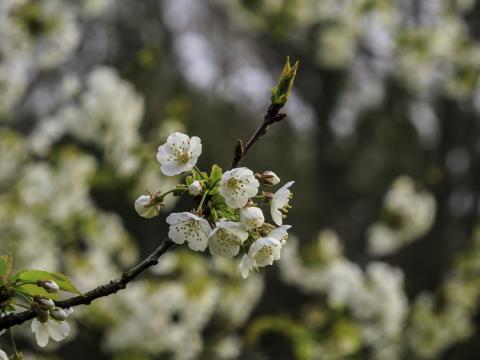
(13, 270), (81, 294)
(209, 164), (223, 188)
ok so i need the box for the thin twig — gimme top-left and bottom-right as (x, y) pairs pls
(0, 239), (174, 331)
(230, 102), (287, 169)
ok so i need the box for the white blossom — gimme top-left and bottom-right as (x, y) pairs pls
(188, 180), (203, 196)
(240, 207), (264, 229)
(270, 181), (294, 225)
(31, 318), (70, 347)
(219, 168), (259, 209)
(208, 220), (249, 257)
(134, 195), (158, 218)
(268, 225), (292, 245)
(166, 212), (212, 251)
(156, 132), (202, 176)
(239, 237), (282, 279)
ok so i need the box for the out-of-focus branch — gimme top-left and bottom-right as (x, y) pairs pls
(0, 239), (175, 331)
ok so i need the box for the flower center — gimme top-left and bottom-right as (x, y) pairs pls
(256, 246), (274, 265)
(176, 151), (190, 164)
(227, 178), (239, 190)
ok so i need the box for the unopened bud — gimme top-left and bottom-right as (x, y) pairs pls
(188, 181), (203, 196)
(50, 307), (68, 321)
(134, 195), (158, 218)
(262, 191), (274, 200)
(256, 171), (280, 187)
(32, 303), (49, 323)
(34, 295), (55, 311)
(36, 280), (59, 294)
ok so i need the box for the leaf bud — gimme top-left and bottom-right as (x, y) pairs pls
(271, 57), (299, 106)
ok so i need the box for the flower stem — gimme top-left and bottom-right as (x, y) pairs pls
(152, 188), (185, 205)
(197, 190), (210, 213)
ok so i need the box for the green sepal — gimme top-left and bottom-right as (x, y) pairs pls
(185, 175), (194, 186)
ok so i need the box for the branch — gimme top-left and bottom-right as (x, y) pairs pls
(230, 102), (287, 169)
(0, 239), (175, 331)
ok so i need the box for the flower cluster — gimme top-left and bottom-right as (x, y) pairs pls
(135, 132), (294, 278)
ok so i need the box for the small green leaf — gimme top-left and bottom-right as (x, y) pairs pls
(209, 164), (223, 188)
(13, 270), (81, 294)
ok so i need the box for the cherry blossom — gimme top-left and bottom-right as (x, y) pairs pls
(156, 132), (202, 176)
(219, 168), (259, 209)
(166, 212), (212, 251)
(208, 220), (249, 257)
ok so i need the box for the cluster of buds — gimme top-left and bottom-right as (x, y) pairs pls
(135, 132), (295, 278)
(28, 280), (72, 347)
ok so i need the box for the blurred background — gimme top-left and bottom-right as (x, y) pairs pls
(1, 0), (480, 359)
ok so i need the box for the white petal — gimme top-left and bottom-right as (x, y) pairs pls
(156, 143), (175, 163)
(217, 221), (249, 241)
(221, 191), (249, 209)
(272, 181), (294, 209)
(269, 225), (291, 243)
(161, 162), (184, 176)
(0, 348), (8, 360)
(32, 319), (49, 347)
(187, 217), (212, 252)
(271, 208), (283, 226)
(248, 237), (281, 267)
(48, 320), (70, 342)
(208, 221), (247, 257)
(240, 207), (265, 229)
(168, 132), (190, 146)
(189, 136), (202, 158)
(166, 212), (189, 225)
(239, 255), (253, 279)
(209, 229), (241, 257)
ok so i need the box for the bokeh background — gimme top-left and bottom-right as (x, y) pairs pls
(1, 0), (480, 359)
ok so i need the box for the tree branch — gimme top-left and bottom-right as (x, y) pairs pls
(0, 239), (175, 331)
(230, 102), (287, 170)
